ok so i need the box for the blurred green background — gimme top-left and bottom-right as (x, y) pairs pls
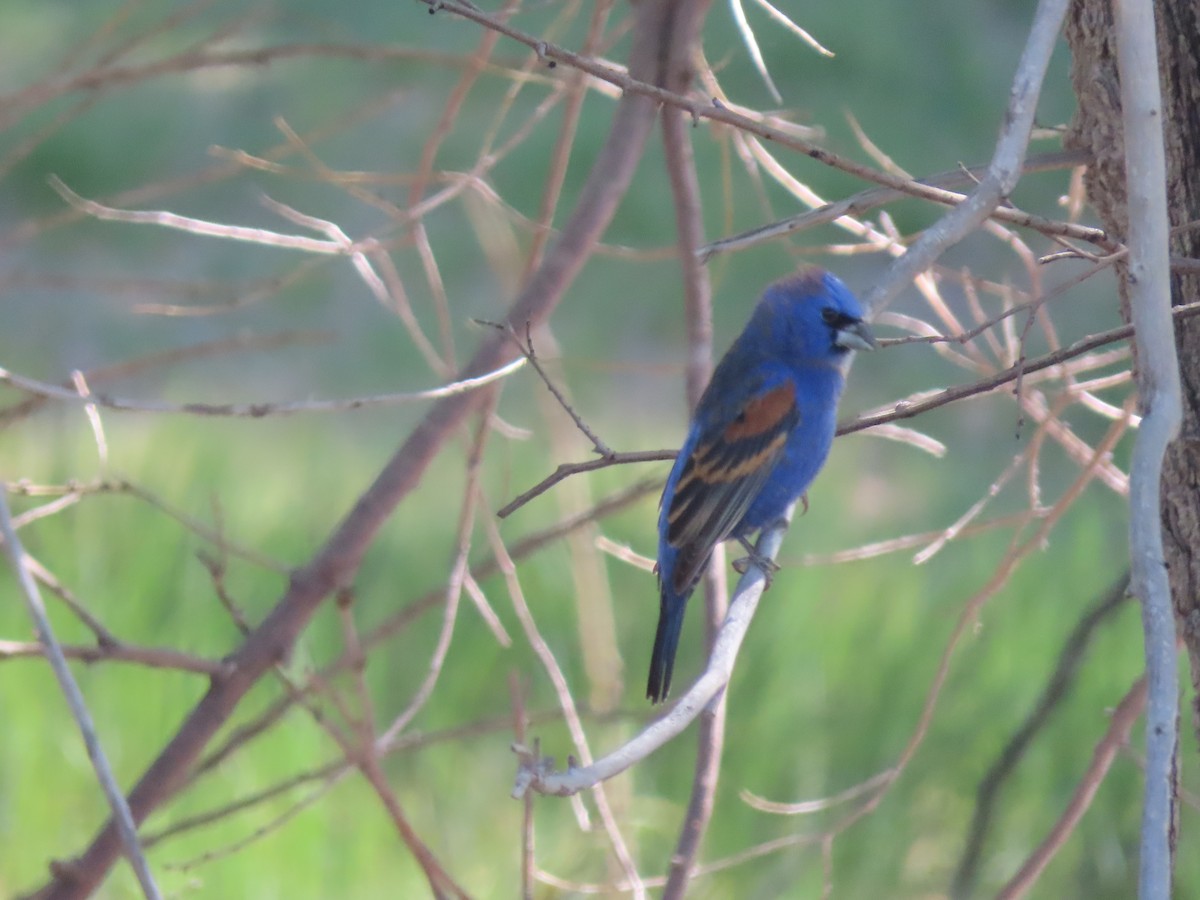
(1, 1), (1189, 898)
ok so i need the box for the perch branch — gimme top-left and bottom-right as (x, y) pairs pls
(513, 510), (791, 798)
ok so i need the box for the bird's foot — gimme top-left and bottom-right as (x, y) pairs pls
(732, 536), (780, 586)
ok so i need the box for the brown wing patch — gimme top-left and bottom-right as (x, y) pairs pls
(724, 382), (797, 440)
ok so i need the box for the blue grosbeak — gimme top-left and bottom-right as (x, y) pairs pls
(648, 269), (875, 702)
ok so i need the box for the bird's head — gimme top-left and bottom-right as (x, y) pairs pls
(758, 269), (876, 362)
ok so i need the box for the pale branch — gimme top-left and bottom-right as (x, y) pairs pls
(483, 508), (646, 896)
(0, 357), (526, 417)
(747, 0), (835, 58)
(1114, 1), (1183, 894)
(0, 496), (161, 900)
(0, 330), (330, 428)
(512, 510), (791, 799)
(698, 150), (1091, 262)
(741, 770), (894, 816)
(509, 674), (536, 900)
(859, 0), (1072, 316)
(729, 0), (783, 103)
(376, 407), (496, 747)
(48, 176), (355, 255)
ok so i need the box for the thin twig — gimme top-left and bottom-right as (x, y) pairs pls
(477, 318), (616, 457)
(497, 450), (672, 518)
(698, 150), (1090, 261)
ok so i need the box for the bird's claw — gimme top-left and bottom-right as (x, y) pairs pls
(732, 548), (780, 586)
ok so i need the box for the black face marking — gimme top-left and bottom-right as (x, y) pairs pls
(821, 307), (862, 353)
(822, 307), (860, 330)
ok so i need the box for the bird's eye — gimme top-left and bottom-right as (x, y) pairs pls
(821, 308), (840, 325)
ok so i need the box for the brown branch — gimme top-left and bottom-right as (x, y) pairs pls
(31, 3), (683, 893)
(496, 450), (673, 518)
(0, 640), (228, 676)
(843, 299), (1200, 436)
(500, 298), (1200, 523)
(661, 70), (723, 900)
(995, 676), (1147, 900)
(189, 479), (659, 781)
(950, 572), (1131, 898)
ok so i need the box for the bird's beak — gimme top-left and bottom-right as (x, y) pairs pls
(835, 320), (877, 352)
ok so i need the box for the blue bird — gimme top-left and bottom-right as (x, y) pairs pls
(648, 269), (875, 703)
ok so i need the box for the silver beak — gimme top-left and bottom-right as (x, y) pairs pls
(835, 320), (877, 352)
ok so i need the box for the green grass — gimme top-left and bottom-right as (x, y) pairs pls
(2, 404), (1181, 898)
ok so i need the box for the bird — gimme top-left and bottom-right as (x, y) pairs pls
(648, 268), (875, 703)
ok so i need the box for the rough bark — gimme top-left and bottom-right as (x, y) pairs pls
(1064, 0), (1200, 738)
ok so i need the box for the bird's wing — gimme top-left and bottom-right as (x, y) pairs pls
(664, 379), (799, 593)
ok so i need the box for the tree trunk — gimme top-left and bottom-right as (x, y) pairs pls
(1064, 0), (1200, 736)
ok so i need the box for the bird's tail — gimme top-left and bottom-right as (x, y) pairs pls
(647, 591), (687, 703)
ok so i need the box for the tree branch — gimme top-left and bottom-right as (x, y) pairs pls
(1114, 1), (1183, 894)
